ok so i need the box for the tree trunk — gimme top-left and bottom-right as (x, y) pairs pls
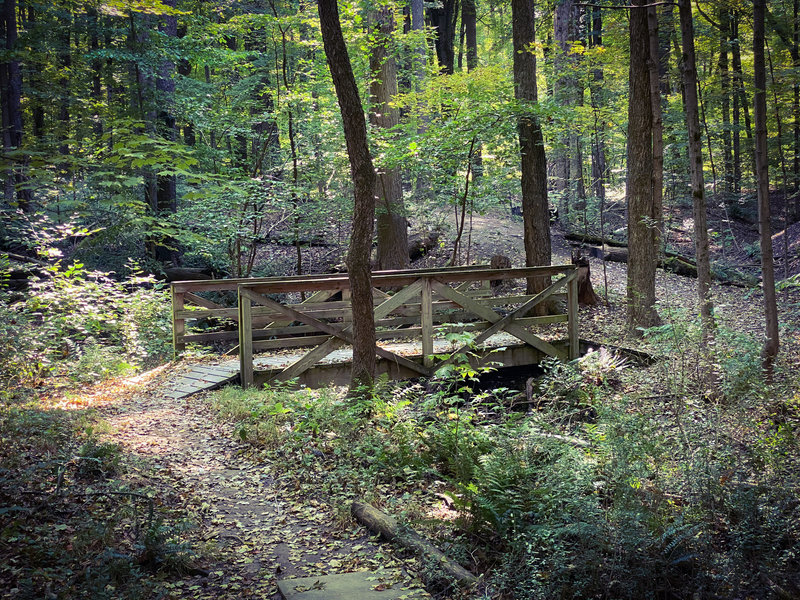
(718, 8), (733, 195)
(731, 13), (754, 189)
(647, 6), (664, 249)
(88, 8), (103, 137)
(626, 0), (659, 330)
(753, 0), (780, 373)
(511, 0), (551, 305)
(429, 0), (456, 75)
(463, 0), (477, 72)
(153, 0), (178, 264)
(370, 6), (409, 271)
(658, 3), (674, 96)
(552, 0), (578, 222)
(588, 5), (606, 204)
(318, 0), (377, 389)
(794, 0), (800, 199)
(678, 0), (713, 333)
(1, 0), (29, 210)
(462, 0), (482, 176)
(57, 12), (71, 161)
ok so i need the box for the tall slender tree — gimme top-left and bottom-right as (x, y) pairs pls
(678, 0), (713, 333)
(588, 5), (606, 204)
(318, 0), (377, 388)
(154, 0), (178, 264)
(511, 0), (551, 303)
(646, 6), (664, 246)
(753, 0), (779, 373)
(1, 0), (29, 210)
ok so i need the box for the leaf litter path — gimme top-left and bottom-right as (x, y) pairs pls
(95, 366), (428, 599)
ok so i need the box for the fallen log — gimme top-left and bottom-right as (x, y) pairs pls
(253, 233), (331, 247)
(564, 231), (627, 248)
(163, 267), (213, 282)
(351, 501), (478, 588)
(577, 244), (756, 287)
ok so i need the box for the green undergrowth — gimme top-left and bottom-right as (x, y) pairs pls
(207, 323), (800, 599)
(0, 400), (203, 599)
(1, 253), (173, 402)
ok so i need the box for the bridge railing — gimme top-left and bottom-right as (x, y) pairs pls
(170, 265), (493, 352)
(235, 265), (579, 388)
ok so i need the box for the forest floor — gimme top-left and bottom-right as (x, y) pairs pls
(3, 205), (800, 599)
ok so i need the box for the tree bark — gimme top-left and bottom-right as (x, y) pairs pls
(463, 0), (477, 72)
(718, 8), (733, 195)
(795, 0), (800, 199)
(1, 0), (29, 210)
(647, 6), (664, 249)
(626, 0), (659, 330)
(552, 0), (580, 221)
(588, 5), (606, 204)
(318, 0), (377, 389)
(429, 0), (456, 75)
(57, 11), (71, 161)
(512, 0), (551, 305)
(88, 8), (103, 137)
(731, 13), (754, 190)
(152, 0), (178, 265)
(678, 0), (713, 333)
(369, 6), (409, 271)
(753, 0), (780, 373)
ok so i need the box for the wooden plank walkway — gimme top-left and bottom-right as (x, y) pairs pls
(164, 330), (568, 398)
(277, 571), (429, 600)
(163, 363), (240, 399)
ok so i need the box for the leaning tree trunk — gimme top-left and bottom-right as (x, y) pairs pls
(753, 0), (780, 373)
(626, 0), (660, 331)
(318, 0), (377, 389)
(511, 0), (551, 307)
(370, 5), (409, 271)
(678, 0), (714, 334)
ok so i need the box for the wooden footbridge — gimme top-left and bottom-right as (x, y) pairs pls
(171, 265), (579, 390)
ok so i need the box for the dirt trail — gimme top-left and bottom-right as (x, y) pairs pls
(97, 371), (419, 599)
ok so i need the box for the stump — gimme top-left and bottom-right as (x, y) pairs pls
(408, 231), (440, 261)
(571, 250), (600, 306)
(490, 254), (511, 289)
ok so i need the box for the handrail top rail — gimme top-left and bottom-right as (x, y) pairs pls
(238, 265), (576, 295)
(170, 264), (494, 293)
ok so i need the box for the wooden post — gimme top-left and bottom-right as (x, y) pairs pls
(421, 277), (434, 368)
(238, 287), (254, 389)
(172, 285), (185, 355)
(567, 271), (579, 360)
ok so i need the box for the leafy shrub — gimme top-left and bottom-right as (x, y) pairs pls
(0, 260), (171, 395)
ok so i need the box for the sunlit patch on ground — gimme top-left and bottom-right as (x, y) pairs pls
(45, 363), (173, 410)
